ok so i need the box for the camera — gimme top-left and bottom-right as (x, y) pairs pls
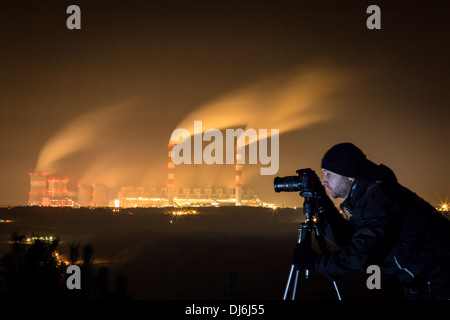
(273, 168), (317, 197)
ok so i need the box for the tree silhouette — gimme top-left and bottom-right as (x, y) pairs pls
(82, 244), (94, 265)
(0, 232), (65, 299)
(68, 243), (132, 300)
(68, 243), (80, 265)
(0, 233), (131, 300)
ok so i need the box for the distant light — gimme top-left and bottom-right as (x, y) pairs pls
(437, 202), (449, 212)
(114, 199), (120, 208)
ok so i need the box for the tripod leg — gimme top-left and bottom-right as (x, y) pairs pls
(291, 269), (300, 300)
(333, 281), (342, 300)
(283, 264), (295, 300)
(283, 223), (310, 300)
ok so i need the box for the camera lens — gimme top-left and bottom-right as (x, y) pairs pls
(273, 176), (301, 192)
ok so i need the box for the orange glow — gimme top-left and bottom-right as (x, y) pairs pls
(170, 209), (198, 216)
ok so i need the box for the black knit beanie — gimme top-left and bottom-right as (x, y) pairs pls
(321, 143), (368, 178)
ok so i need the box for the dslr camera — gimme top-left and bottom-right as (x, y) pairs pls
(273, 168), (319, 198)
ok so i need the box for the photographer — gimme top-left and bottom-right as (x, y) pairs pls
(292, 143), (450, 299)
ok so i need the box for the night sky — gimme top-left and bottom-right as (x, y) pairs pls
(0, 1), (448, 207)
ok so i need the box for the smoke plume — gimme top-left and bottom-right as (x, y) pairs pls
(174, 63), (352, 139)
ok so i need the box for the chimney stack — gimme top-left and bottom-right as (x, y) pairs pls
(168, 140), (176, 206)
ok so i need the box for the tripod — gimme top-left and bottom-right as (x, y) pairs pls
(283, 194), (342, 300)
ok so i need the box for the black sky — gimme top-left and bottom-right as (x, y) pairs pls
(0, 0), (448, 207)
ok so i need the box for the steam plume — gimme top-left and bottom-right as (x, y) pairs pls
(174, 63), (352, 139)
(34, 102), (134, 177)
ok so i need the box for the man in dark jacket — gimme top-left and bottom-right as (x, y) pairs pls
(292, 142), (450, 299)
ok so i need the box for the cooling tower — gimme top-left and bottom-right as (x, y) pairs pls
(47, 178), (68, 199)
(28, 172), (48, 205)
(92, 184), (108, 207)
(78, 184), (93, 206)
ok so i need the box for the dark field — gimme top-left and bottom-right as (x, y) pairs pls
(0, 206), (404, 300)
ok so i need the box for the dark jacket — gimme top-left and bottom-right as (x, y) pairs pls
(315, 163), (450, 299)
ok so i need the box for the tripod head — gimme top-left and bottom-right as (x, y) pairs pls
(301, 194), (319, 223)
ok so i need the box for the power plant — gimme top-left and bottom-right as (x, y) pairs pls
(28, 174), (266, 208)
(28, 172), (73, 206)
(117, 186), (262, 208)
(27, 169), (273, 209)
(27, 139), (275, 209)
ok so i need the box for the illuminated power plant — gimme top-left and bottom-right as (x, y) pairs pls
(27, 141), (277, 209)
(28, 172), (73, 206)
(28, 173), (108, 208)
(117, 186), (264, 208)
(27, 175), (273, 209)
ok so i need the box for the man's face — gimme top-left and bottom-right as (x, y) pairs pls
(321, 169), (354, 199)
